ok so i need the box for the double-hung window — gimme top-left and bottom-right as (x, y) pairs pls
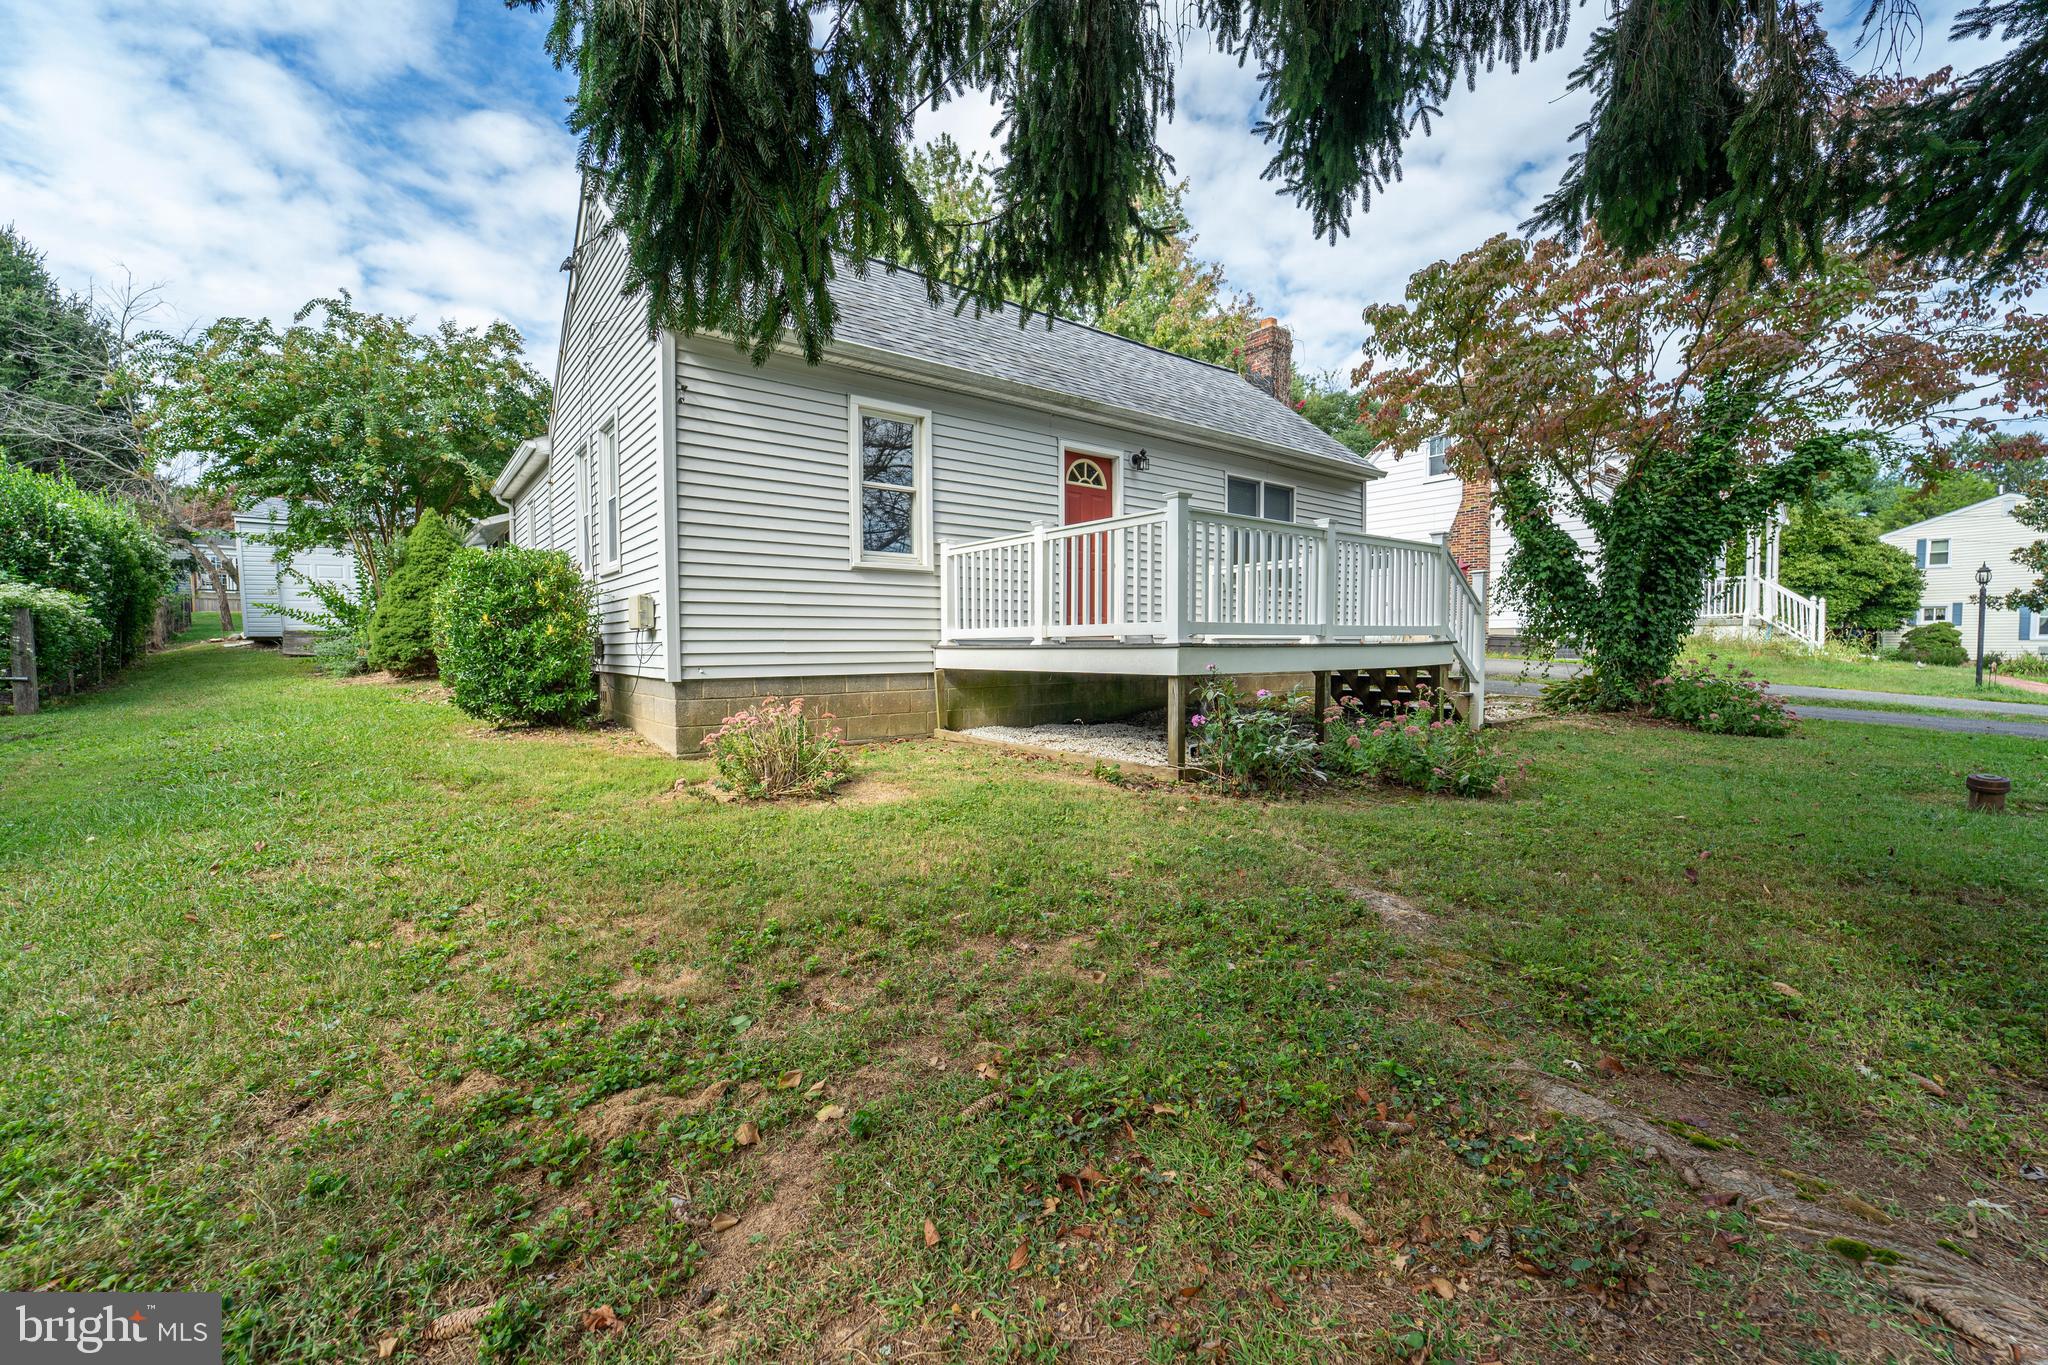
(849, 399), (931, 568)
(597, 416), (620, 572)
(1225, 475), (1296, 522)
(567, 443), (593, 572)
(1927, 538), (1951, 567)
(1426, 435), (1453, 477)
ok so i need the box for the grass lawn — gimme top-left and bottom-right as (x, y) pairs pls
(175, 608), (237, 643)
(1680, 636), (2042, 704)
(3, 645), (2044, 1362)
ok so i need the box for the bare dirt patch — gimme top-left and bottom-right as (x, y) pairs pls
(608, 965), (717, 1005)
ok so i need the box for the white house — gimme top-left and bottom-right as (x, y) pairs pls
(232, 499), (358, 646)
(1367, 453), (1829, 651)
(492, 195), (1489, 763)
(1881, 493), (2044, 660)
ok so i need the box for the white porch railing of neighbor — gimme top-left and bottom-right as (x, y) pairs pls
(941, 493), (1487, 710)
(1699, 573), (1828, 650)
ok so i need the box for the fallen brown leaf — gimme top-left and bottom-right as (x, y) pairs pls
(1595, 1055), (1627, 1077)
(734, 1122), (760, 1147)
(1358, 1120), (1414, 1137)
(1007, 1241), (1030, 1272)
(709, 1213), (740, 1233)
(776, 1070), (803, 1090)
(1325, 1199), (1373, 1240)
(376, 1337), (398, 1360)
(924, 1219), (939, 1248)
(816, 1103), (847, 1122)
(1428, 1276), (1457, 1300)
(580, 1304), (625, 1333)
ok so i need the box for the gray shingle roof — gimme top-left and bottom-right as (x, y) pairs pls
(824, 264), (1371, 471)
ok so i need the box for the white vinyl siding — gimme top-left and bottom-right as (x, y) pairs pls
(231, 499), (357, 640)
(540, 196), (668, 676)
(674, 344), (1371, 679)
(1881, 494), (2039, 658)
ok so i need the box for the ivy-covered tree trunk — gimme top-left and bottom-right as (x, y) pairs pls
(1497, 387), (1856, 707)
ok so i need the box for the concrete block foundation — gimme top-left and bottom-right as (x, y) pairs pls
(601, 671), (938, 756)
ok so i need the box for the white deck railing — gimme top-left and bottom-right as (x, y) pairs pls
(940, 493), (1487, 715)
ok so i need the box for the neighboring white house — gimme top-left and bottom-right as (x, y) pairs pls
(1880, 493), (2044, 660)
(493, 193), (1490, 762)
(232, 499), (358, 644)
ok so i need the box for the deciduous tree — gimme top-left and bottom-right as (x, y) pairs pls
(1355, 235), (2047, 702)
(147, 295), (549, 589)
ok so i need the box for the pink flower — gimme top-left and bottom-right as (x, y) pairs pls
(1189, 713), (1207, 727)
(1255, 688), (1271, 700)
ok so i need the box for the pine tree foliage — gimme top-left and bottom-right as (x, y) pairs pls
(368, 510), (465, 676)
(520, 0), (1571, 360)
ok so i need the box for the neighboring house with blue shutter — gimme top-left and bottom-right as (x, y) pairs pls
(1879, 493), (2043, 659)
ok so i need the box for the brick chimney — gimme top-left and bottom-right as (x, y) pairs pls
(1243, 316), (1293, 403)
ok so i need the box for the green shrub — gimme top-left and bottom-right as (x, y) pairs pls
(368, 510), (462, 675)
(1187, 672), (1320, 790)
(310, 632), (367, 678)
(1892, 620), (1966, 666)
(1996, 651), (2048, 679)
(706, 697), (848, 798)
(0, 459), (169, 669)
(1647, 657), (1794, 736)
(0, 580), (110, 691)
(1322, 694), (1514, 795)
(432, 547), (596, 724)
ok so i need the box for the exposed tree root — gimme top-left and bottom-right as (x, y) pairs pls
(1513, 1064), (2048, 1364)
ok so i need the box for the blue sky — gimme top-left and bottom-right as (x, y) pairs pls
(0, 0), (2002, 381)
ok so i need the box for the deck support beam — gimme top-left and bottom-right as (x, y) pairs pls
(1166, 675), (1189, 779)
(1311, 670), (1330, 738)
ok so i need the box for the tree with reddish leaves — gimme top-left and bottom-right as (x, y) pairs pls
(1354, 234), (2048, 704)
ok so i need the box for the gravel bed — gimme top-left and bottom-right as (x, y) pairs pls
(961, 720), (1169, 767)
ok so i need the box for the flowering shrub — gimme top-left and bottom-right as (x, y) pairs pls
(1322, 694), (1514, 795)
(705, 697), (848, 799)
(1186, 673), (1320, 789)
(1646, 657), (1794, 736)
(433, 548), (597, 724)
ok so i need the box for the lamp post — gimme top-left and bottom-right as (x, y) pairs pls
(1974, 563), (1993, 687)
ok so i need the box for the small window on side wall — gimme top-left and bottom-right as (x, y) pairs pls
(1927, 538), (1951, 567)
(1225, 474), (1296, 522)
(1426, 435), (1452, 477)
(598, 417), (620, 570)
(849, 400), (931, 567)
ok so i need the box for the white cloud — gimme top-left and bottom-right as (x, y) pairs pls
(0, 0), (575, 377)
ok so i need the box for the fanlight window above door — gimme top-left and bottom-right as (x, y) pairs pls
(1066, 458), (1107, 489)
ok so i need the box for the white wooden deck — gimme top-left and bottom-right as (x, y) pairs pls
(935, 493), (1487, 724)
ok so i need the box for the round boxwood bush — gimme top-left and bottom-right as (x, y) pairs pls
(433, 547), (597, 724)
(368, 510), (463, 675)
(1893, 620), (1967, 666)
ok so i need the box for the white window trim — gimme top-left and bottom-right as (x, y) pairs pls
(1053, 440), (1125, 523)
(571, 440), (592, 572)
(847, 396), (935, 570)
(1225, 472), (1298, 522)
(1424, 435), (1456, 480)
(1927, 538), (1951, 567)
(597, 412), (622, 576)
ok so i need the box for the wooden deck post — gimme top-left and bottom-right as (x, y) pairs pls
(9, 607), (37, 717)
(1166, 674), (1189, 779)
(1312, 670), (1330, 738)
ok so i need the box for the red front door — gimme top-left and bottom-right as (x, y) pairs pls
(1063, 452), (1114, 627)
